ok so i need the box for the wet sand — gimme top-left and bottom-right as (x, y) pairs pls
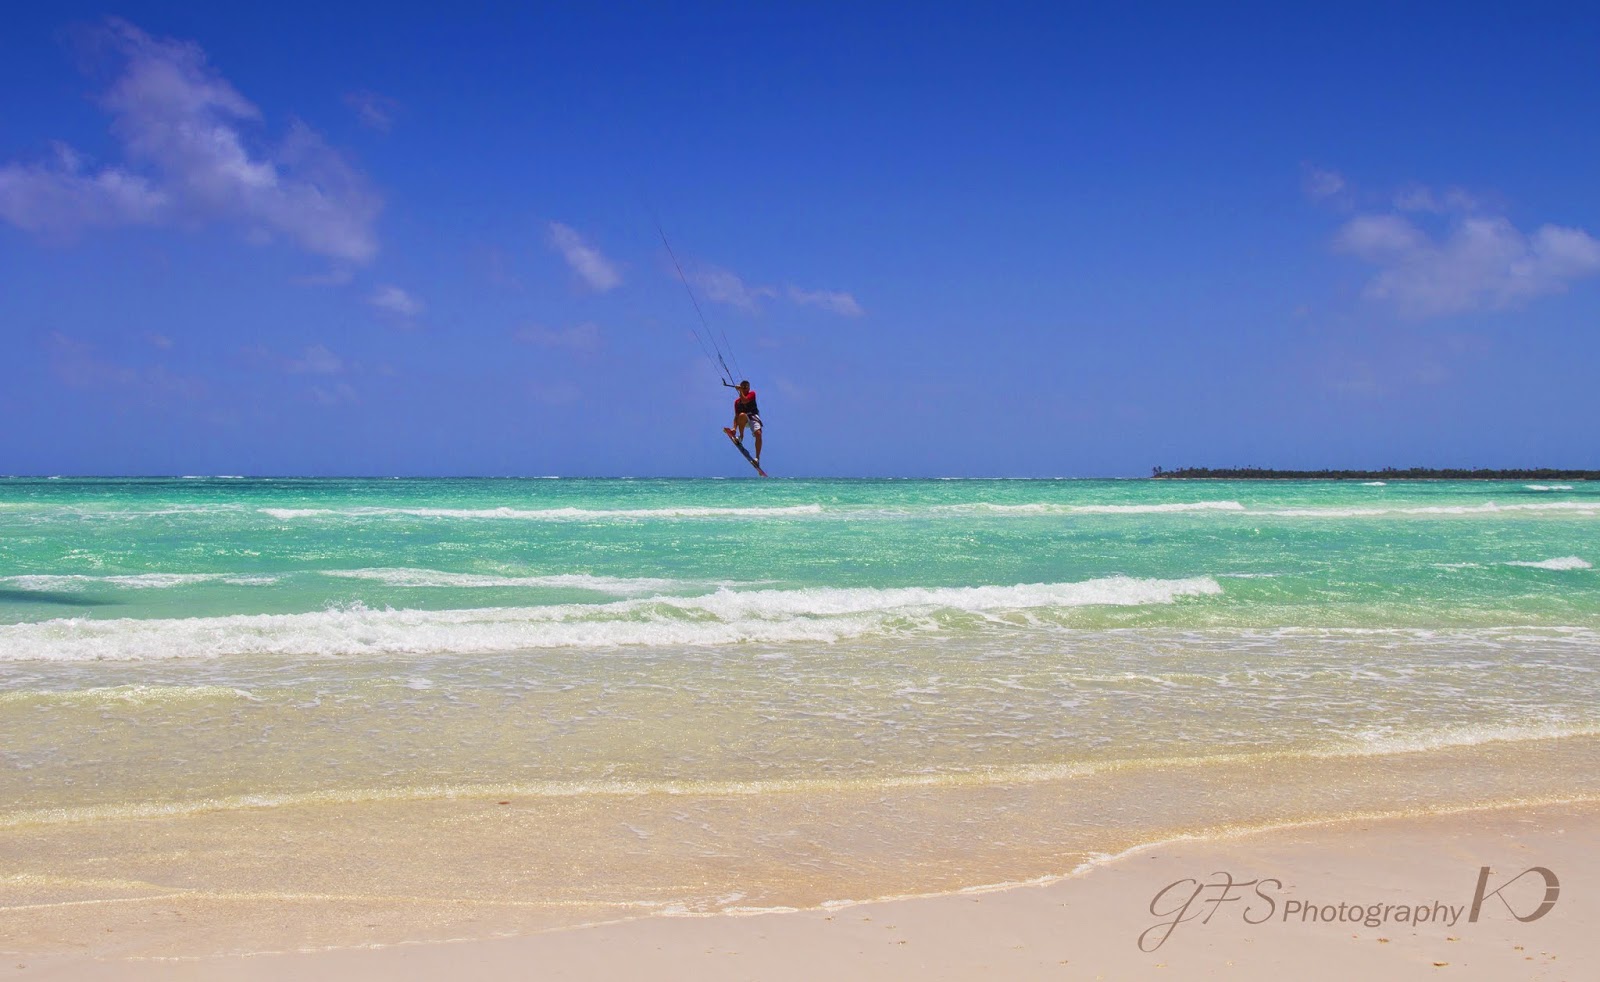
(15, 799), (1590, 980)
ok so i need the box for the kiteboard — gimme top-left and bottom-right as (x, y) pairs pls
(724, 428), (767, 477)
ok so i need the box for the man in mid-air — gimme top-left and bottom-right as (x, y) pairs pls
(724, 379), (763, 466)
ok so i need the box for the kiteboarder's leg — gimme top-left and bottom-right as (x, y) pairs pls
(734, 411), (749, 441)
(750, 414), (763, 463)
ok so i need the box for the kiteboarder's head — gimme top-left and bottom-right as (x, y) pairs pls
(738, 380), (750, 392)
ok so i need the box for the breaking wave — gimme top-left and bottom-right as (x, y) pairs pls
(319, 568), (717, 594)
(0, 576), (1223, 662)
(1505, 557), (1592, 571)
(259, 505), (826, 521)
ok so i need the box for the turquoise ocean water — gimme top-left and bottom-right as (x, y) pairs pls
(3, 476), (1598, 953)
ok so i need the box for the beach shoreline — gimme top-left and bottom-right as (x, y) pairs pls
(14, 797), (1588, 979)
(11, 798), (1590, 980)
(5, 477), (1595, 978)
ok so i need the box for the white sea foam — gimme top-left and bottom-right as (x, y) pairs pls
(0, 575), (1223, 662)
(1347, 720), (1600, 755)
(1360, 481), (1387, 486)
(17, 504), (251, 520)
(934, 501), (1247, 516)
(22, 496), (1597, 526)
(238, 498), (1600, 523)
(259, 504), (826, 521)
(1505, 557), (1592, 571)
(253, 501), (1252, 523)
(320, 568), (704, 594)
(1262, 501), (1600, 519)
(1525, 484), (1574, 491)
(0, 573), (280, 591)
(0, 684), (257, 707)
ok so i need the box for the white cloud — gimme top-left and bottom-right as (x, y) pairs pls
(1335, 212), (1600, 318)
(514, 322), (601, 352)
(1303, 165), (1346, 201)
(368, 284), (423, 318)
(1334, 214), (1427, 259)
(45, 331), (205, 400)
(0, 142), (168, 232)
(287, 344), (344, 374)
(546, 222), (622, 291)
(1393, 185), (1479, 214)
(693, 265), (777, 312)
(0, 19), (380, 262)
(344, 91), (399, 132)
(691, 264), (862, 317)
(786, 286), (863, 317)
(309, 382), (360, 406)
(145, 332), (173, 349)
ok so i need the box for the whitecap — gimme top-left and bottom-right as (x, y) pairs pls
(1504, 557), (1591, 571)
(0, 572), (281, 591)
(0, 575), (1224, 662)
(320, 568), (707, 595)
(259, 504), (826, 521)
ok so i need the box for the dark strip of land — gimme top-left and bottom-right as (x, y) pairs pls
(1150, 467), (1598, 480)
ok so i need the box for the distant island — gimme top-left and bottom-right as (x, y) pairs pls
(1150, 466), (1599, 480)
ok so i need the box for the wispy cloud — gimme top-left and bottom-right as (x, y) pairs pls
(546, 222), (622, 291)
(1335, 209), (1600, 318)
(343, 90), (399, 132)
(787, 286), (864, 317)
(1313, 172), (1600, 317)
(368, 284), (423, 319)
(243, 341), (350, 375)
(693, 265), (777, 312)
(1303, 165), (1347, 202)
(0, 19), (380, 262)
(0, 142), (167, 231)
(1392, 185), (1479, 214)
(692, 264), (863, 317)
(309, 382), (360, 406)
(241, 341), (363, 405)
(45, 331), (206, 400)
(286, 344), (344, 374)
(514, 322), (601, 353)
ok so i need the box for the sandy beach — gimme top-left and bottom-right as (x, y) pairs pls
(4, 479), (1597, 980)
(6, 0), (1599, 976)
(11, 799), (1588, 981)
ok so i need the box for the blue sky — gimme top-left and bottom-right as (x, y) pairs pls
(2, 3), (1598, 477)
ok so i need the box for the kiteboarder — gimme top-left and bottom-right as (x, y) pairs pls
(725, 380), (763, 466)
(654, 223), (765, 474)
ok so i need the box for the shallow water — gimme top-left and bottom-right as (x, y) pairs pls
(2, 477), (1596, 954)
